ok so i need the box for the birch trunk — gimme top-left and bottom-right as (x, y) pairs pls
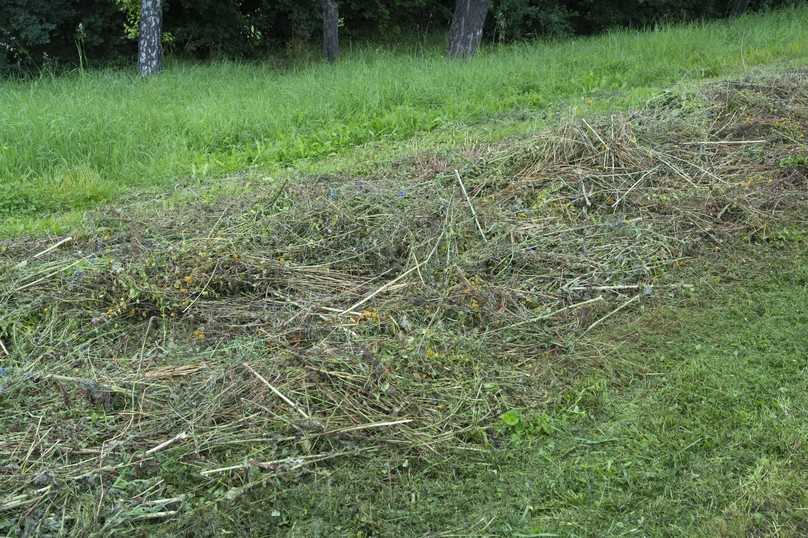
(321, 0), (340, 63)
(447, 0), (489, 59)
(139, 0), (162, 76)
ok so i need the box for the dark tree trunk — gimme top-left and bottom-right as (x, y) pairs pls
(321, 0), (339, 63)
(138, 0), (162, 76)
(732, 0), (752, 16)
(447, 0), (489, 59)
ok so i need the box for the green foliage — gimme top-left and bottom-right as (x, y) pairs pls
(500, 408), (522, 427)
(492, 0), (574, 41)
(0, 0), (129, 73)
(113, 0), (140, 40)
(0, 0), (72, 71)
(1, 0), (803, 72)
(565, 0), (802, 33)
(156, 0), (452, 58)
(778, 153), (808, 168)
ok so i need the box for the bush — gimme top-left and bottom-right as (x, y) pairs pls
(492, 0), (574, 41)
(0, 0), (129, 74)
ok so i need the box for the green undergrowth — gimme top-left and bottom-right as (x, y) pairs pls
(2, 5), (808, 236)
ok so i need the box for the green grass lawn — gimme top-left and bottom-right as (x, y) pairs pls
(503, 240), (808, 536)
(2, 6), (808, 235)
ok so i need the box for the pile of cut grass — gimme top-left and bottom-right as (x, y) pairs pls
(0, 72), (807, 535)
(2, 6), (808, 235)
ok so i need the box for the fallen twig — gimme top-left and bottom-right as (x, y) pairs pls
(129, 510), (178, 522)
(201, 450), (368, 477)
(32, 236), (73, 259)
(183, 263), (219, 314)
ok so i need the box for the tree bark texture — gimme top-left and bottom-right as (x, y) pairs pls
(447, 0), (489, 59)
(732, 0), (751, 16)
(321, 0), (340, 63)
(139, 0), (162, 76)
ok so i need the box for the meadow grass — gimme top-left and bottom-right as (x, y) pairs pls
(2, 6), (808, 235)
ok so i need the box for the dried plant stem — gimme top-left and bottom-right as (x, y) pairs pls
(14, 256), (89, 292)
(493, 296), (605, 334)
(144, 432), (189, 456)
(243, 362), (310, 420)
(583, 294), (641, 336)
(339, 262), (423, 315)
(455, 169), (487, 243)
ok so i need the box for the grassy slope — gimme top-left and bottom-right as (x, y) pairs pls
(220, 237), (808, 537)
(3, 10), (808, 537)
(2, 6), (808, 235)
(0, 72), (795, 536)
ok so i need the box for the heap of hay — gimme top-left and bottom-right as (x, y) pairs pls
(1, 73), (806, 533)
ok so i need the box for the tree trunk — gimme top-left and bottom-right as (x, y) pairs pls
(447, 0), (489, 59)
(139, 0), (162, 76)
(732, 0), (752, 16)
(321, 0), (339, 63)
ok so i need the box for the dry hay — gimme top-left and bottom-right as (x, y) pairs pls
(1, 72), (807, 535)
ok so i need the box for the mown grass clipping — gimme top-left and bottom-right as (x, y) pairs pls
(1, 72), (807, 535)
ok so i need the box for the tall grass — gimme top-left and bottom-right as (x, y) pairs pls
(1, 6), (807, 226)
